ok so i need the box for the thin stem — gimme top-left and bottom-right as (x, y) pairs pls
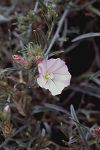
(45, 1), (73, 56)
(33, 0), (39, 14)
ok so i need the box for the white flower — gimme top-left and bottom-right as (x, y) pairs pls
(37, 58), (71, 96)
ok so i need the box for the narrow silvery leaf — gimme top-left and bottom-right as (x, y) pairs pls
(44, 103), (70, 116)
(32, 103), (70, 116)
(48, 50), (64, 57)
(72, 33), (100, 42)
(70, 105), (91, 150)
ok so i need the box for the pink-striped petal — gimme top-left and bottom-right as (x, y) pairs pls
(37, 58), (71, 96)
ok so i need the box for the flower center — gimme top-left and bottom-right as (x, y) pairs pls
(44, 72), (54, 80)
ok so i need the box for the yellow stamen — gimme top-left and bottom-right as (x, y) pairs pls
(44, 72), (54, 80)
